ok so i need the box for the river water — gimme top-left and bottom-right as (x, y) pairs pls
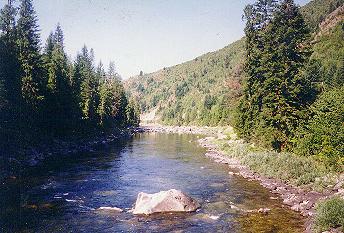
(1, 133), (305, 232)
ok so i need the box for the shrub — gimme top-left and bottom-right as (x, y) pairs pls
(314, 197), (344, 232)
(293, 87), (344, 171)
(215, 138), (336, 190)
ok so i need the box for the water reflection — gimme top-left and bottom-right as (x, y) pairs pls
(1, 133), (304, 232)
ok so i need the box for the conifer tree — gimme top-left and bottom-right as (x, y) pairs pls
(97, 62), (128, 128)
(43, 25), (77, 134)
(126, 98), (140, 127)
(236, 0), (278, 142)
(0, 1), (140, 142)
(0, 0), (20, 114)
(74, 46), (100, 125)
(236, 0), (315, 150)
(108, 61), (121, 81)
(259, 0), (314, 149)
(16, 0), (44, 109)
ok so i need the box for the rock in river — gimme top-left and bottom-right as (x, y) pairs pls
(132, 189), (199, 215)
(97, 206), (123, 212)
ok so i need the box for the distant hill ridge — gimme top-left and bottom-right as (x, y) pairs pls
(124, 0), (344, 126)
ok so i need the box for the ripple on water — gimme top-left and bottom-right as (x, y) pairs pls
(2, 133), (305, 233)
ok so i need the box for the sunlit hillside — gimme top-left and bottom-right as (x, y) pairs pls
(125, 0), (343, 126)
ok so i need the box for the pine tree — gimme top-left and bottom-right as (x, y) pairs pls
(236, 0), (315, 150)
(125, 98), (140, 127)
(294, 86), (344, 169)
(97, 62), (128, 128)
(0, 1), (140, 143)
(258, 0), (314, 149)
(42, 25), (78, 134)
(0, 0), (22, 140)
(16, 0), (44, 109)
(0, 0), (20, 109)
(235, 0), (278, 141)
(74, 46), (100, 126)
(108, 61), (121, 81)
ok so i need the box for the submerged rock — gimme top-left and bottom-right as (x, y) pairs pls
(132, 189), (199, 215)
(97, 206), (123, 212)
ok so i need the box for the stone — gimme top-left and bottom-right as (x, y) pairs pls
(228, 171), (240, 176)
(132, 189), (199, 215)
(230, 205), (241, 211)
(97, 206), (123, 212)
(291, 204), (302, 212)
(208, 215), (220, 220)
(258, 208), (271, 214)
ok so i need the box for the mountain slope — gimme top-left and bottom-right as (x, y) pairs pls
(125, 39), (245, 126)
(125, 0), (344, 126)
(301, 0), (344, 30)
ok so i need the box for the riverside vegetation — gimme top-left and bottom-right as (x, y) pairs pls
(125, 0), (344, 232)
(0, 0), (343, 232)
(0, 0), (140, 152)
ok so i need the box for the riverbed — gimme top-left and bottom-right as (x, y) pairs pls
(0, 133), (305, 232)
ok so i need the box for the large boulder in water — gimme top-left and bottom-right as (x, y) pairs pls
(132, 189), (200, 215)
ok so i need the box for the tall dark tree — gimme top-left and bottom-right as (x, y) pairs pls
(236, 0), (315, 150)
(0, 0), (140, 146)
(16, 0), (44, 109)
(74, 46), (100, 125)
(42, 25), (78, 135)
(125, 98), (140, 127)
(260, 0), (314, 149)
(0, 0), (20, 108)
(0, 0), (21, 142)
(97, 62), (128, 128)
(235, 0), (278, 143)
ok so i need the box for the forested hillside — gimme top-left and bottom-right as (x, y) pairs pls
(292, 6), (344, 167)
(125, 0), (343, 127)
(0, 0), (140, 149)
(125, 39), (245, 126)
(234, 0), (343, 173)
(301, 0), (344, 30)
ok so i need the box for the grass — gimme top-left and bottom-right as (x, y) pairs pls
(314, 197), (344, 232)
(212, 131), (339, 191)
(210, 127), (343, 233)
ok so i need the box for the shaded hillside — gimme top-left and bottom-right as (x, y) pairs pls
(125, 0), (343, 126)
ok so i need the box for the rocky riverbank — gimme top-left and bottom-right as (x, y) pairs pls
(139, 125), (221, 136)
(198, 137), (344, 233)
(0, 128), (141, 183)
(140, 125), (344, 233)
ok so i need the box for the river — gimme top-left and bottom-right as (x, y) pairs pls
(1, 133), (305, 232)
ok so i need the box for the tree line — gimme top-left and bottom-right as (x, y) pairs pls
(0, 0), (140, 146)
(235, 0), (343, 169)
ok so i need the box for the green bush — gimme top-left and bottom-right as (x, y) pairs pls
(314, 197), (344, 232)
(216, 138), (336, 190)
(293, 87), (344, 171)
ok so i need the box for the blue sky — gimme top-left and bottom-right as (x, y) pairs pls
(1, 0), (310, 78)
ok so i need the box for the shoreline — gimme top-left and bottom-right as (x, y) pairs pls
(0, 128), (140, 183)
(140, 125), (344, 233)
(2, 124), (342, 232)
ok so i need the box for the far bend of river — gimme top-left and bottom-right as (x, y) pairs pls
(1, 133), (305, 233)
